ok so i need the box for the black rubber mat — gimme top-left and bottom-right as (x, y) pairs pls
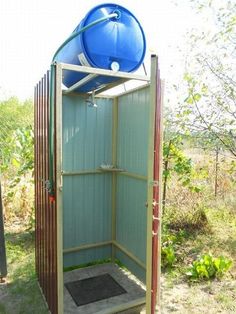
(65, 273), (127, 306)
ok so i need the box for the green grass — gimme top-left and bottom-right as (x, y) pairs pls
(0, 303), (7, 314)
(1, 231), (48, 314)
(162, 203), (236, 281)
(1, 200), (235, 313)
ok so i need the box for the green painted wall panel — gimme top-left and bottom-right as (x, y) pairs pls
(115, 87), (149, 278)
(64, 246), (112, 268)
(62, 95), (113, 267)
(63, 175), (112, 249)
(62, 95), (113, 171)
(115, 249), (145, 283)
(61, 88), (150, 272)
(116, 175), (147, 264)
(117, 87), (150, 176)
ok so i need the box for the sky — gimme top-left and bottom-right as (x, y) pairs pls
(0, 0), (200, 100)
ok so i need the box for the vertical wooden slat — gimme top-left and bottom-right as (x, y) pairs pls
(111, 97), (118, 262)
(45, 71), (52, 311)
(34, 85), (38, 277)
(55, 63), (63, 314)
(41, 77), (46, 294)
(48, 64), (58, 313)
(39, 80), (43, 289)
(43, 74), (49, 303)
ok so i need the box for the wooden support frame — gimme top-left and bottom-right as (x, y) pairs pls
(62, 240), (146, 271)
(111, 97), (118, 262)
(63, 73), (98, 94)
(63, 241), (112, 254)
(55, 63), (64, 314)
(60, 62), (150, 82)
(113, 241), (146, 270)
(61, 170), (147, 181)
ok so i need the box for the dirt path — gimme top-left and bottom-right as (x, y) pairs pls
(161, 276), (236, 313)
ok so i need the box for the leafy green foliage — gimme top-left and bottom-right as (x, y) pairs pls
(161, 227), (188, 269)
(186, 254), (232, 280)
(162, 244), (176, 268)
(165, 205), (208, 232)
(179, 0), (236, 157)
(3, 231), (48, 313)
(0, 97), (34, 225)
(0, 97), (33, 163)
(162, 136), (203, 207)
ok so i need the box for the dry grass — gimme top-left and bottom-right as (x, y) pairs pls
(161, 149), (236, 312)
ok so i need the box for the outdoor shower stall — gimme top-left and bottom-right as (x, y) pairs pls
(34, 55), (162, 314)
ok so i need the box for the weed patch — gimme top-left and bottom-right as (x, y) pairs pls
(1, 230), (48, 314)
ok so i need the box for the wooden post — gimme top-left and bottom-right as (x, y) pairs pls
(111, 97), (118, 262)
(55, 63), (64, 314)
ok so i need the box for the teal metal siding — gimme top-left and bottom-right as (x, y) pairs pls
(61, 88), (150, 276)
(116, 175), (147, 264)
(63, 175), (112, 249)
(116, 250), (146, 282)
(117, 87), (150, 175)
(64, 247), (112, 268)
(115, 87), (150, 281)
(62, 95), (113, 171)
(62, 95), (113, 267)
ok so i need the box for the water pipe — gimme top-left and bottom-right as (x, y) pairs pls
(48, 12), (119, 197)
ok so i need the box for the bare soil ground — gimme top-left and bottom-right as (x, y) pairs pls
(161, 276), (236, 314)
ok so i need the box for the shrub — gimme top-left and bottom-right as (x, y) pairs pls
(186, 253), (232, 280)
(161, 244), (176, 268)
(164, 204), (208, 233)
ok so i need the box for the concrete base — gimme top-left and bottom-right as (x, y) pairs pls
(64, 263), (146, 314)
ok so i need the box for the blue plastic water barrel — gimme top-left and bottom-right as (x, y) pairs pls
(55, 3), (146, 92)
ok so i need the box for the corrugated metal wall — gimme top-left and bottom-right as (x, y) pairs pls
(34, 73), (58, 314)
(62, 95), (113, 267)
(115, 87), (149, 281)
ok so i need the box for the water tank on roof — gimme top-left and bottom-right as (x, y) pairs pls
(55, 3), (146, 92)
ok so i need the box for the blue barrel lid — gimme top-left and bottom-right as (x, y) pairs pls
(75, 3), (146, 72)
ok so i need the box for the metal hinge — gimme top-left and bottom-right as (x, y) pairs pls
(149, 180), (159, 187)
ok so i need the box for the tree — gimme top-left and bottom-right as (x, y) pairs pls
(180, 0), (236, 157)
(0, 97), (33, 172)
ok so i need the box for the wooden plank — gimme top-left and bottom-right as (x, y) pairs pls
(55, 63), (64, 314)
(111, 97), (118, 262)
(64, 74), (98, 94)
(34, 84), (39, 278)
(94, 78), (129, 95)
(118, 172), (147, 181)
(39, 80), (44, 290)
(60, 62), (150, 81)
(113, 241), (146, 270)
(63, 241), (112, 254)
